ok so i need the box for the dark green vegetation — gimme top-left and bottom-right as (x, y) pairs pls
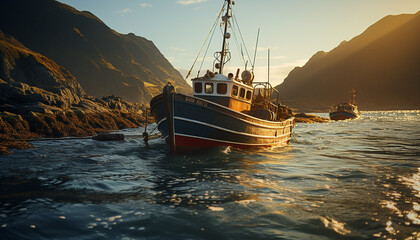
(276, 11), (420, 112)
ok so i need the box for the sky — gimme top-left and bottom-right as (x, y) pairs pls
(59, 0), (420, 87)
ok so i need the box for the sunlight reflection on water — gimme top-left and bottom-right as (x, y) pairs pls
(402, 169), (420, 225)
(0, 111), (419, 240)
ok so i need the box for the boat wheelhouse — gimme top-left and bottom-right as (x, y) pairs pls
(192, 72), (253, 112)
(149, 0), (295, 152)
(329, 89), (360, 120)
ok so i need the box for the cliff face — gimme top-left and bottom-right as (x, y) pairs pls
(0, 31), (150, 154)
(276, 11), (420, 111)
(0, 30), (84, 109)
(0, 0), (191, 104)
(0, 30), (145, 114)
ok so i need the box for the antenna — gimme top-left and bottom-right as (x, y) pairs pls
(251, 28), (260, 72)
(219, 0), (232, 74)
(267, 48), (270, 84)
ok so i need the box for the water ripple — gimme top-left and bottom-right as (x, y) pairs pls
(0, 111), (419, 240)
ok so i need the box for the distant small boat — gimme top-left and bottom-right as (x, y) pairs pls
(150, 0), (295, 153)
(329, 89), (360, 120)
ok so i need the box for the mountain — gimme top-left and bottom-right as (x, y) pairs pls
(0, 30), (84, 110)
(275, 11), (420, 111)
(0, 30), (150, 154)
(0, 29), (145, 116)
(0, 0), (191, 104)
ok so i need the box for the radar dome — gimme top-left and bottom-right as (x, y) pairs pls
(241, 70), (254, 84)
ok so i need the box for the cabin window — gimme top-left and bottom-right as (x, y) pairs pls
(246, 90), (252, 100)
(239, 88), (245, 98)
(232, 85), (238, 96)
(217, 83), (227, 94)
(194, 82), (202, 93)
(205, 83), (213, 94)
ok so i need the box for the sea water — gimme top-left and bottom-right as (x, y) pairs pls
(0, 111), (419, 240)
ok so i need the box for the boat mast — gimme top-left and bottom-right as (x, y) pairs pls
(350, 88), (356, 105)
(219, 0), (231, 74)
(251, 28), (260, 72)
(267, 49), (270, 84)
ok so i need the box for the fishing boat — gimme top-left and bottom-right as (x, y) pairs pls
(329, 89), (360, 120)
(149, 0), (295, 152)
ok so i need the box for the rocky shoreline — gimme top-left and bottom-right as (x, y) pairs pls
(0, 95), (149, 155)
(0, 24), (329, 155)
(0, 108), (328, 155)
(0, 30), (151, 155)
(293, 113), (329, 123)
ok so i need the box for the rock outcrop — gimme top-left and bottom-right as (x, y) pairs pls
(0, 31), (148, 154)
(293, 113), (328, 123)
(0, 31), (83, 109)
